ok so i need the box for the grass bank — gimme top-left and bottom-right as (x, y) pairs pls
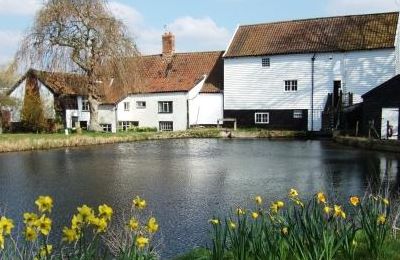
(0, 128), (221, 153)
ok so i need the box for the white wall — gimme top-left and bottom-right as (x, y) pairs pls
(189, 93), (223, 125)
(9, 79), (56, 122)
(65, 98), (117, 133)
(224, 49), (396, 131)
(9, 80), (25, 122)
(117, 92), (188, 131)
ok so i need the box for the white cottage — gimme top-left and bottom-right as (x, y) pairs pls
(116, 32), (224, 132)
(8, 70), (117, 132)
(223, 12), (400, 131)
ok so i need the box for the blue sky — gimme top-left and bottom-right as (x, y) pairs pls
(0, 0), (399, 66)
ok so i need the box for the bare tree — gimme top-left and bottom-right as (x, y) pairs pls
(16, 0), (140, 131)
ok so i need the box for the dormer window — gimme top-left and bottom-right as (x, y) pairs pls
(262, 58), (270, 67)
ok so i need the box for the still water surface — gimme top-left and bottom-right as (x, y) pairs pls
(0, 139), (399, 258)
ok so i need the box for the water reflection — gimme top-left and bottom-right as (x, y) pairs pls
(0, 139), (399, 258)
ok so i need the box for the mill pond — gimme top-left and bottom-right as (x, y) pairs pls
(0, 139), (399, 258)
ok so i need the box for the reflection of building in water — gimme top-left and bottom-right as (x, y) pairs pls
(379, 156), (400, 191)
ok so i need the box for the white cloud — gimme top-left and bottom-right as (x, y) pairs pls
(108, 1), (231, 54)
(0, 0), (41, 15)
(327, 0), (399, 15)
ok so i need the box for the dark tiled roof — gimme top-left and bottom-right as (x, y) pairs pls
(133, 51), (224, 94)
(362, 74), (400, 98)
(224, 12), (399, 58)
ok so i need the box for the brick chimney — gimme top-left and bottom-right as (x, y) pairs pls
(162, 32), (175, 56)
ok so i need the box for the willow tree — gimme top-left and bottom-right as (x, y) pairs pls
(17, 0), (140, 131)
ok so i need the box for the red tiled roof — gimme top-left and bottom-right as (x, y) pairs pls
(133, 51), (224, 94)
(224, 12), (399, 58)
(10, 51), (224, 104)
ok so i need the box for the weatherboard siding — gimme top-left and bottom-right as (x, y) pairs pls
(224, 49), (396, 131)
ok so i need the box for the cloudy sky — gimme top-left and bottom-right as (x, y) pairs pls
(0, 0), (399, 66)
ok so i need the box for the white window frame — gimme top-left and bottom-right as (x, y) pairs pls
(293, 110), (303, 119)
(262, 57), (270, 67)
(136, 101), (146, 109)
(158, 101), (173, 114)
(118, 121), (139, 131)
(123, 102), (130, 111)
(100, 124), (112, 133)
(159, 121), (173, 131)
(255, 113), (269, 124)
(285, 80), (298, 92)
(82, 98), (90, 112)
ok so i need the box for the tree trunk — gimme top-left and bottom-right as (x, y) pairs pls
(88, 94), (102, 132)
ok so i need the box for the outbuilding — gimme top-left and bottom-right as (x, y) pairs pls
(362, 75), (400, 140)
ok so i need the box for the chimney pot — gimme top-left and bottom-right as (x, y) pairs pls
(162, 32), (175, 56)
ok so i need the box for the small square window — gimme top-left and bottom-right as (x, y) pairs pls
(285, 80), (298, 91)
(82, 98), (90, 111)
(159, 121), (173, 131)
(262, 58), (270, 67)
(123, 102), (130, 111)
(255, 113), (269, 124)
(293, 110), (303, 119)
(118, 121), (139, 131)
(158, 101), (173, 113)
(100, 124), (112, 132)
(136, 101), (146, 109)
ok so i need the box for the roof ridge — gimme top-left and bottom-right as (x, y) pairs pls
(141, 50), (224, 58)
(239, 11), (399, 28)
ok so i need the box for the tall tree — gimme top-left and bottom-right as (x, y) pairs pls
(17, 0), (140, 131)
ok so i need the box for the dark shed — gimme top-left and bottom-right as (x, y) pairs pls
(362, 75), (400, 139)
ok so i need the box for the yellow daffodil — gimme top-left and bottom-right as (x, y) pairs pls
(209, 219), (220, 225)
(251, 212), (259, 219)
(255, 196), (263, 205)
(98, 204), (113, 221)
(333, 205), (346, 219)
(323, 206), (332, 215)
(270, 203), (279, 214)
(276, 201), (285, 209)
(77, 205), (94, 222)
(0, 217), (14, 235)
(317, 192), (327, 204)
(35, 196), (53, 213)
(39, 244), (52, 258)
(23, 213), (38, 226)
(377, 214), (386, 225)
(133, 196), (147, 210)
(236, 207), (246, 215)
(129, 218), (139, 231)
(289, 188), (299, 198)
(293, 199), (304, 208)
(349, 196), (360, 206)
(136, 236), (149, 249)
(228, 220), (236, 229)
(89, 217), (108, 233)
(71, 214), (84, 230)
(147, 217), (159, 233)
(382, 198), (389, 206)
(24, 226), (37, 242)
(282, 227), (288, 235)
(62, 227), (79, 243)
(35, 215), (52, 236)
(0, 234), (4, 250)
